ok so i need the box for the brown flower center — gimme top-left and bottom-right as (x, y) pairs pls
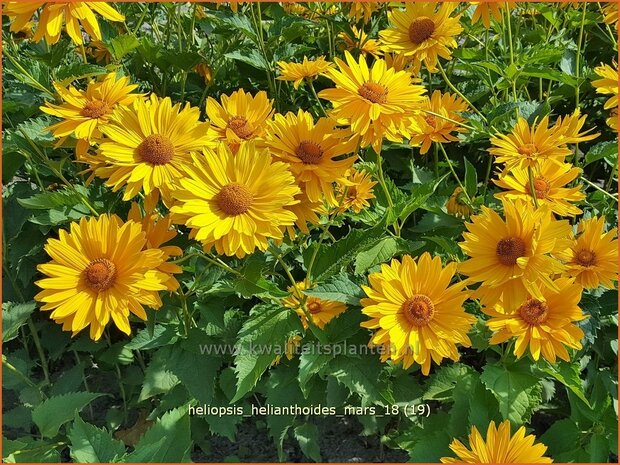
(307, 301), (322, 314)
(84, 258), (117, 291)
(137, 134), (175, 165)
(496, 237), (526, 266)
(518, 143), (538, 158)
(518, 298), (549, 325)
(408, 16), (435, 44)
(295, 140), (324, 164)
(216, 182), (253, 216)
(81, 100), (110, 119)
(575, 249), (597, 267)
(358, 82), (388, 104)
(227, 116), (254, 139)
(402, 294), (435, 326)
(527, 176), (551, 199)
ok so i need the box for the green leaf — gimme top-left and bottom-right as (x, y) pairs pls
(225, 50), (269, 70)
(125, 325), (179, 350)
(108, 35), (140, 60)
(397, 174), (447, 222)
(2, 301), (36, 342)
(541, 360), (591, 408)
(298, 352), (333, 397)
(55, 63), (108, 85)
(329, 356), (393, 406)
(126, 406), (192, 462)
(169, 347), (222, 405)
(32, 392), (103, 437)
(584, 141), (618, 167)
(539, 419), (580, 457)
(231, 303), (303, 402)
(68, 414), (126, 462)
(464, 157), (478, 198)
(294, 424), (322, 462)
(232, 254), (288, 299)
(480, 362), (541, 424)
(2, 152), (26, 183)
(354, 237), (423, 275)
(423, 363), (476, 401)
(520, 66), (577, 86)
(303, 273), (363, 306)
(138, 346), (180, 401)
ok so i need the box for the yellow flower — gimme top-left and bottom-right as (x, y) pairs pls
(379, 2), (462, 73)
(602, 1), (618, 26)
(95, 94), (213, 205)
(445, 186), (472, 218)
(205, 89), (274, 152)
(592, 62), (619, 130)
(127, 203), (183, 292)
(40, 73), (140, 144)
(34, 215), (168, 341)
(409, 90), (468, 154)
(281, 2), (314, 19)
(265, 109), (357, 205)
(489, 116), (571, 170)
(336, 169), (378, 213)
(86, 40), (113, 64)
(170, 142), (300, 258)
(318, 51), (426, 152)
(459, 199), (572, 308)
(559, 216), (618, 290)
(283, 281), (347, 329)
(471, 2), (515, 29)
(272, 335), (303, 366)
(195, 63), (213, 84)
(552, 110), (599, 145)
(484, 277), (585, 363)
(276, 56), (334, 90)
(494, 160), (585, 217)
(3, 1), (125, 45)
(347, 1), (381, 24)
(285, 189), (326, 239)
(361, 253), (475, 375)
(338, 26), (382, 57)
(441, 420), (553, 463)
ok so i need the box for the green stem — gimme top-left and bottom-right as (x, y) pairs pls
(573, 2), (588, 166)
(105, 332), (127, 421)
(376, 149), (402, 236)
(504, 3), (517, 101)
(582, 176), (618, 202)
(528, 165), (539, 208)
(27, 318), (51, 386)
(438, 63), (487, 122)
(438, 143), (471, 203)
(421, 109), (475, 131)
(482, 154), (494, 199)
(2, 356), (47, 398)
(308, 79), (327, 117)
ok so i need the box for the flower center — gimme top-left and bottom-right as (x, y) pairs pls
(295, 140), (324, 164)
(575, 249), (597, 267)
(216, 182), (253, 216)
(137, 134), (175, 165)
(408, 16), (435, 44)
(402, 294), (435, 326)
(496, 237), (526, 266)
(518, 298), (549, 325)
(358, 82), (388, 104)
(528, 176), (551, 199)
(84, 258), (117, 291)
(518, 143), (538, 158)
(227, 116), (254, 140)
(81, 100), (110, 119)
(307, 301), (322, 314)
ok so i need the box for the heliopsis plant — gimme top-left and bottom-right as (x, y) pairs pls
(283, 281), (347, 329)
(277, 56), (334, 89)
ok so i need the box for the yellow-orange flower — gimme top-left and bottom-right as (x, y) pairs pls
(446, 186), (472, 218)
(471, 2), (515, 29)
(336, 169), (378, 213)
(602, 2), (618, 26)
(276, 56), (333, 89)
(338, 26), (381, 57)
(593, 62), (619, 130)
(283, 281), (347, 329)
(284, 189), (326, 239)
(347, 1), (381, 24)
(195, 63), (213, 84)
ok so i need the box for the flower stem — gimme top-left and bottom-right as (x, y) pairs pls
(528, 165), (539, 208)
(438, 143), (471, 203)
(27, 318), (51, 386)
(438, 63), (487, 122)
(308, 79), (327, 117)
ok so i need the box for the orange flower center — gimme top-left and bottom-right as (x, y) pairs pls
(528, 176), (551, 199)
(408, 16), (435, 44)
(402, 294), (435, 326)
(295, 140), (324, 164)
(216, 182), (253, 215)
(84, 258), (117, 291)
(575, 249), (597, 267)
(496, 237), (526, 266)
(307, 301), (322, 314)
(518, 143), (538, 158)
(137, 134), (175, 165)
(227, 116), (254, 139)
(518, 298), (549, 325)
(358, 82), (388, 104)
(81, 100), (110, 119)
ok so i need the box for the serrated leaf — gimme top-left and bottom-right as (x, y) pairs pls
(138, 346), (180, 402)
(125, 325), (179, 350)
(68, 414), (126, 462)
(423, 363), (477, 401)
(17, 187), (86, 210)
(2, 301), (36, 342)
(542, 361), (591, 408)
(108, 35), (139, 60)
(354, 237), (423, 275)
(398, 174), (447, 222)
(329, 356), (393, 406)
(584, 141), (618, 167)
(55, 63), (108, 85)
(294, 424), (322, 462)
(303, 273), (363, 306)
(298, 352), (333, 397)
(225, 50), (269, 70)
(32, 392), (103, 437)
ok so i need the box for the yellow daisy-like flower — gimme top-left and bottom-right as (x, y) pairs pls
(559, 216), (618, 290)
(283, 281), (347, 329)
(441, 420), (553, 463)
(336, 169), (378, 214)
(410, 90), (468, 154)
(471, 2), (515, 29)
(379, 2), (463, 73)
(494, 160), (585, 217)
(170, 142), (300, 258)
(445, 186), (473, 218)
(361, 253), (475, 375)
(459, 199), (572, 308)
(86, 40), (113, 64)
(95, 94), (213, 205)
(34, 215), (168, 341)
(348, 1), (381, 24)
(276, 56), (334, 90)
(488, 116), (571, 170)
(272, 335), (303, 366)
(592, 62), (619, 130)
(40, 73), (140, 145)
(3, 2), (125, 45)
(602, 1), (618, 26)
(318, 51), (426, 152)
(552, 110), (599, 145)
(285, 189), (326, 239)
(195, 63), (213, 84)
(338, 26), (382, 57)
(205, 89), (274, 152)
(127, 203), (182, 292)
(484, 277), (585, 363)
(265, 109), (357, 205)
